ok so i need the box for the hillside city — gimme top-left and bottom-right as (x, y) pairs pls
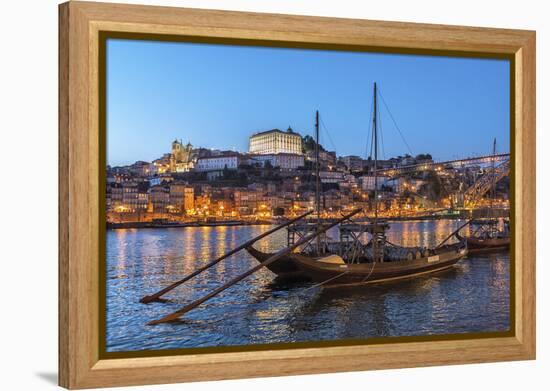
(106, 127), (509, 226)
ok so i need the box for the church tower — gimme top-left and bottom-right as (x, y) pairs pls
(170, 139), (194, 172)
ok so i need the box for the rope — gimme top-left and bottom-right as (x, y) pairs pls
(384, 239), (402, 247)
(378, 88), (414, 156)
(378, 97), (386, 159)
(319, 117), (338, 153)
(361, 260), (377, 283)
(306, 270), (350, 290)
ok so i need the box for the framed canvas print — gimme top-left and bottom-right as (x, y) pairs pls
(59, 1), (536, 389)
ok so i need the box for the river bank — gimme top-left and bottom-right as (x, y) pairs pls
(106, 208), (509, 229)
(106, 219), (274, 229)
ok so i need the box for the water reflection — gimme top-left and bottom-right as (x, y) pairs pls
(106, 220), (510, 352)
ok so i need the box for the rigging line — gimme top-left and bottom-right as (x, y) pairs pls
(367, 98), (375, 161)
(369, 114), (375, 165)
(360, 260), (377, 283)
(268, 269), (350, 311)
(306, 270), (350, 290)
(319, 117), (338, 153)
(378, 91), (386, 160)
(378, 88), (414, 156)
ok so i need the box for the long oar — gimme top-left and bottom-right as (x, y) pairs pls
(148, 208), (362, 325)
(435, 218), (473, 249)
(139, 211), (313, 304)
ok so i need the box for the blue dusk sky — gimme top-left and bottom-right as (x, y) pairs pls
(106, 39), (510, 167)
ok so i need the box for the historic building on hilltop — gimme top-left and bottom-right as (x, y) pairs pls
(169, 139), (194, 172)
(248, 127), (303, 155)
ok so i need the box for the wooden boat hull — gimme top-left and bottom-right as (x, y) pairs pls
(460, 235), (510, 254)
(245, 246), (310, 281)
(291, 245), (467, 287)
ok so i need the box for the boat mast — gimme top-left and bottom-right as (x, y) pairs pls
(373, 83), (378, 225)
(372, 82), (380, 262)
(315, 110), (321, 254)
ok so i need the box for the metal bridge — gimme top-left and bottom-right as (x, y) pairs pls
(464, 159), (510, 207)
(378, 153), (510, 177)
(373, 152), (510, 207)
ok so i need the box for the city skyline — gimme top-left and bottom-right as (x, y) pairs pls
(107, 39), (510, 167)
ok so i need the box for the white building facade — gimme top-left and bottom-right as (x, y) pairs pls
(195, 155), (240, 172)
(249, 153), (304, 170)
(249, 127), (303, 155)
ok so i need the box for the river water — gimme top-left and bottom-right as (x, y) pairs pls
(106, 220), (510, 353)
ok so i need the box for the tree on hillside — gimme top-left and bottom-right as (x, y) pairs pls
(302, 135), (326, 153)
(415, 153), (433, 161)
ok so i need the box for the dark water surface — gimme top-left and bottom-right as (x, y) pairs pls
(106, 220), (510, 352)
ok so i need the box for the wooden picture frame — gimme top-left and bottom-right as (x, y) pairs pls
(59, 1), (536, 389)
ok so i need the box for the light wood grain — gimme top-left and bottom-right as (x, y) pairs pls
(58, 3), (70, 387)
(59, 1), (536, 389)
